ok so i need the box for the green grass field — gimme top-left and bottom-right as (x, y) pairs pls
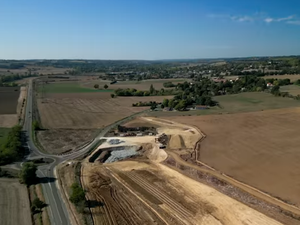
(0, 128), (10, 145)
(40, 83), (114, 93)
(149, 92), (300, 117)
(281, 85), (300, 96)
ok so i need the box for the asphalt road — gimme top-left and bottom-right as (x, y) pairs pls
(24, 80), (71, 225)
(23, 79), (149, 225)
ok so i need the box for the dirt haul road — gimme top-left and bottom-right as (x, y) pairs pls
(82, 160), (283, 225)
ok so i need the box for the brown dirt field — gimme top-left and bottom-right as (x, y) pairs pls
(264, 74), (300, 82)
(82, 161), (283, 225)
(103, 117), (300, 224)
(162, 107), (300, 207)
(37, 129), (96, 154)
(37, 93), (172, 129)
(82, 165), (166, 225)
(0, 114), (18, 127)
(0, 86), (27, 127)
(123, 117), (161, 128)
(0, 178), (32, 225)
(0, 87), (20, 114)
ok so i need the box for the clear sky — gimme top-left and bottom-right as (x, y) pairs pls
(1, 0), (300, 60)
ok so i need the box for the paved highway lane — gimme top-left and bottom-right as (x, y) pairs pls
(24, 80), (71, 225)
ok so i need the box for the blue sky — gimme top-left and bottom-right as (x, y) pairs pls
(0, 0), (300, 60)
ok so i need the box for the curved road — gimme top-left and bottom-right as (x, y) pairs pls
(23, 80), (148, 225)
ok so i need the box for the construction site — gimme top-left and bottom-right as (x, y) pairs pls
(71, 116), (300, 225)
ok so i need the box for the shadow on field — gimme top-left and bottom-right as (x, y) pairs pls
(87, 200), (104, 208)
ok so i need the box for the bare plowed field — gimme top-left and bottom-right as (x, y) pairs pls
(37, 129), (96, 154)
(0, 87), (20, 114)
(163, 107), (300, 207)
(0, 178), (32, 225)
(37, 93), (171, 129)
(82, 161), (283, 225)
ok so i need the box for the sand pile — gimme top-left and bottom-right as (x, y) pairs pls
(169, 134), (186, 149)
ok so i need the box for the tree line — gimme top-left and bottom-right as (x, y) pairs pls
(132, 101), (160, 108)
(160, 76), (296, 111)
(0, 125), (24, 165)
(0, 73), (37, 87)
(114, 84), (177, 96)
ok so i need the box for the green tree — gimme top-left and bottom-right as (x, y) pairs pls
(174, 100), (186, 111)
(32, 121), (40, 130)
(150, 102), (157, 110)
(31, 197), (46, 213)
(94, 84), (99, 89)
(104, 84), (108, 89)
(110, 93), (115, 98)
(163, 99), (169, 108)
(32, 197), (45, 209)
(69, 182), (85, 207)
(19, 162), (37, 186)
(149, 84), (155, 94)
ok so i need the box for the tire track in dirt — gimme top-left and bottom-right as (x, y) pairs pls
(106, 168), (170, 225)
(125, 171), (194, 225)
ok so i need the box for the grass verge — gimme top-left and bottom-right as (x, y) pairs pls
(0, 127), (10, 145)
(28, 184), (50, 225)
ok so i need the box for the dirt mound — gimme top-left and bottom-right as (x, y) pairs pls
(169, 134), (186, 149)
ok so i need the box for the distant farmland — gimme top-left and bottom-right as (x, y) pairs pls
(263, 74), (300, 82)
(149, 92), (300, 117)
(40, 82), (113, 94)
(281, 85), (300, 96)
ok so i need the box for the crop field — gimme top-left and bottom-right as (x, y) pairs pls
(40, 82), (113, 93)
(150, 92), (300, 117)
(163, 107), (300, 208)
(0, 178), (32, 225)
(37, 92), (172, 129)
(0, 87), (20, 114)
(281, 85), (300, 96)
(81, 78), (189, 91)
(0, 87), (24, 128)
(214, 92), (300, 112)
(37, 129), (96, 154)
(263, 74), (300, 82)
